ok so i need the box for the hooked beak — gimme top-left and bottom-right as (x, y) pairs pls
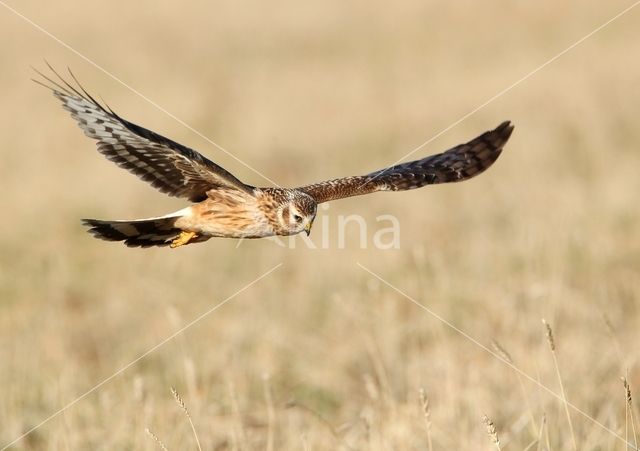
(304, 219), (313, 236)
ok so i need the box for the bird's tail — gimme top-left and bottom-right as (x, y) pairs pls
(82, 215), (183, 248)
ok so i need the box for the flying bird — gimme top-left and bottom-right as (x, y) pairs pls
(37, 68), (513, 248)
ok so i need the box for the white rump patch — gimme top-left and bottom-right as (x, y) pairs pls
(160, 207), (193, 219)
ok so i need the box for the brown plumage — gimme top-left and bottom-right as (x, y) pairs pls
(37, 66), (514, 248)
(299, 121), (512, 203)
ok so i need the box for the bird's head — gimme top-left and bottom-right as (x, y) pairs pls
(278, 191), (317, 236)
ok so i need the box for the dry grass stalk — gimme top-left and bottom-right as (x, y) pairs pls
(361, 409), (373, 449)
(482, 415), (501, 451)
(622, 376), (639, 449)
(171, 387), (203, 451)
(602, 314), (626, 365)
(228, 379), (250, 450)
(419, 388), (433, 451)
(542, 319), (577, 451)
(145, 428), (169, 451)
(263, 373), (276, 451)
(540, 414), (550, 451)
(491, 340), (539, 436)
(363, 335), (394, 411)
(301, 433), (310, 451)
(285, 399), (339, 438)
(363, 373), (380, 401)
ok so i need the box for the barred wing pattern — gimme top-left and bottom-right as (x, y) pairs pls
(37, 69), (253, 202)
(300, 121), (513, 203)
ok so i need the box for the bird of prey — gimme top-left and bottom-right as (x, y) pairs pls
(37, 68), (513, 248)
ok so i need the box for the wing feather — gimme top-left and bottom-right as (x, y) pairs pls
(299, 121), (514, 203)
(36, 66), (253, 202)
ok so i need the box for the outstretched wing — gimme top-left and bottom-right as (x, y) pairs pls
(36, 66), (254, 202)
(299, 121), (513, 204)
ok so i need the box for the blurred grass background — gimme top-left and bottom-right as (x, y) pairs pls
(1, 1), (639, 449)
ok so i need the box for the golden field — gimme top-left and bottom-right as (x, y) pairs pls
(1, 1), (639, 449)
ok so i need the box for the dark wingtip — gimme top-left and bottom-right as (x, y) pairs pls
(81, 218), (124, 242)
(81, 218), (101, 228)
(496, 120), (514, 138)
(489, 120), (514, 148)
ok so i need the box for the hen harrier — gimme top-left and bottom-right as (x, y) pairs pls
(38, 68), (513, 248)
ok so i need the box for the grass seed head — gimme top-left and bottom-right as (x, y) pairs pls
(622, 377), (633, 406)
(419, 388), (432, 428)
(145, 428), (169, 451)
(171, 386), (191, 418)
(482, 414), (500, 447)
(491, 340), (513, 364)
(542, 319), (556, 351)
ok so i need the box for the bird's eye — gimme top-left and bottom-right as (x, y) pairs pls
(293, 214), (303, 222)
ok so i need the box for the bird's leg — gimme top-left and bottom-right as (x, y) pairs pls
(170, 231), (199, 248)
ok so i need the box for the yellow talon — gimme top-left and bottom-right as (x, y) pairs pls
(170, 231), (198, 248)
